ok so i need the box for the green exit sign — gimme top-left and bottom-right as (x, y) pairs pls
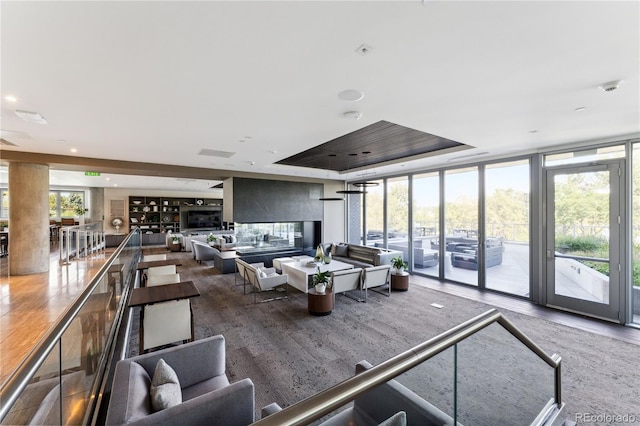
(84, 171), (101, 176)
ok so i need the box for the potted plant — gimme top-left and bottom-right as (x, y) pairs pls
(391, 256), (408, 274)
(170, 235), (181, 252)
(207, 233), (217, 246)
(313, 267), (331, 294)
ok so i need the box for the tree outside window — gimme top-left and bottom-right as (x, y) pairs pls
(50, 191), (85, 218)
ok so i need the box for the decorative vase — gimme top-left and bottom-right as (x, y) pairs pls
(314, 244), (325, 262)
(323, 253), (332, 264)
(315, 283), (326, 294)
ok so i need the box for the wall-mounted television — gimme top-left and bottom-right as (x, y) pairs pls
(187, 210), (221, 229)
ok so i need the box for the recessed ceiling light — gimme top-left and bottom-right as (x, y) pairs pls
(575, 107), (586, 112)
(5, 95), (17, 103)
(113, 184), (118, 187)
(269, 150), (278, 154)
(106, 177), (111, 181)
(58, 139), (66, 143)
(70, 148), (77, 153)
(529, 130), (538, 134)
(338, 89), (364, 101)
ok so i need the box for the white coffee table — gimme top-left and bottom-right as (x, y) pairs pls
(282, 259), (354, 293)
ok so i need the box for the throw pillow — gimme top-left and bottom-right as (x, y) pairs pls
(255, 267), (267, 279)
(150, 358), (182, 412)
(378, 411), (407, 426)
(230, 235), (237, 244)
(334, 243), (348, 257)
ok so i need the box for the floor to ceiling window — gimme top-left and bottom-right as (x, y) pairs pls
(444, 167), (478, 286)
(412, 172), (440, 278)
(49, 190), (85, 219)
(386, 176), (409, 258)
(632, 144), (640, 324)
(485, 160), (530, 296)
(363, 180), (384, 246)
(346, 139), (636, 324)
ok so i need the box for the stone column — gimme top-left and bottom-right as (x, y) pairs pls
(9, 162), (50, 275)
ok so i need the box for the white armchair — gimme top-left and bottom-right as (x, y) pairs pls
(235, 258), (265, 292)
(331, 268), (364, 303)
(362, 265), (391, 301)
(236, 258), (289, 303)
(193, 241), (220, 264)
(241, 261), (288, 303)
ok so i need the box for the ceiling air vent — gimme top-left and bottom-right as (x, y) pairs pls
(198, 149), (236, 158)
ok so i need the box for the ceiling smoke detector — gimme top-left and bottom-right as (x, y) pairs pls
(343, 111), (363, 120)
(599, 80), (622, 92)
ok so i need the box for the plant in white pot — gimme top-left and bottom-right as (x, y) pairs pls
(391, 256), (408, 275)
(313, 267), (331, 294)
(207, 233), (217, 246)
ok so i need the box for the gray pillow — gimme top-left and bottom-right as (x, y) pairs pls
(150, 358), (182, 412)
(378, 411), (407, 426)
(334, 244), (349, 257)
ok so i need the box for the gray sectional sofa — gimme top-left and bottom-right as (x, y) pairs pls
(378, 240), (439, 268)
(323, 243), (401, 269)
(437, 237), (503, 270)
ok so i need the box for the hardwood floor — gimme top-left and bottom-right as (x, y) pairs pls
(0, 244), (113, 386)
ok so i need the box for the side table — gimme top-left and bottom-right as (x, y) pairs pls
(391, 272), (409, 291)
(308, 288), (333, 316)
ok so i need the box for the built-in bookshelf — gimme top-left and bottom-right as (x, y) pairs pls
(128, 196), (223, 235)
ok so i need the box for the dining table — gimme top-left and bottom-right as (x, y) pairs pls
(128, 280), (200, 353)
(135, 258), (182, 270)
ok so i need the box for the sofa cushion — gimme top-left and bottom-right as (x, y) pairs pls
(347, 245), (377, 264)
(333, 243), (349, 257)
(150, 359), (182, 412)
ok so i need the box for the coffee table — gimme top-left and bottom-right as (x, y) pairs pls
(282, 259), (353, 293)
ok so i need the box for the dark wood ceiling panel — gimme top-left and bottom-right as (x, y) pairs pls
(276, 120), (468, 171)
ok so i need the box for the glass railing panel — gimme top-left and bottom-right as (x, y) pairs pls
(1, 229), (141, 425)
(394, 345), (456, 424)
(1, 341), (63, 425)
(293, 351), (456, 426)
(455, 322), (555, 425)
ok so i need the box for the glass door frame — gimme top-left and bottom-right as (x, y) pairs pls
(544, 159), (626, 323)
